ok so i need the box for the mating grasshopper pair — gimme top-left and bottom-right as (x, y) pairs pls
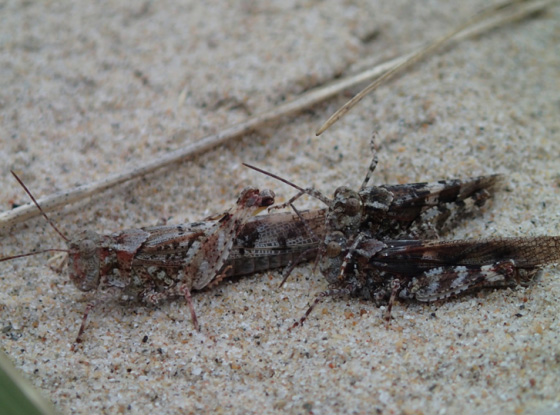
(3, 147), (559, 344)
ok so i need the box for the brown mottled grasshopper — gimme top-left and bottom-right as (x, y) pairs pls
(2, 172), (281, 344)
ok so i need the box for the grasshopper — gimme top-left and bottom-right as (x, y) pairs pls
(2, 172), (278, 343)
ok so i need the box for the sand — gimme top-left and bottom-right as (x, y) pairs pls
(1, 1), (559, 414)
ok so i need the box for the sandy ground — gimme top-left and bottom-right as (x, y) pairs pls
(1, 1), (559, 414)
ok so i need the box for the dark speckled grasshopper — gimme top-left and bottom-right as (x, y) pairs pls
(244, 144), (559, 328)
(244, 146), (500, 285)
(297, 234), (560, 327)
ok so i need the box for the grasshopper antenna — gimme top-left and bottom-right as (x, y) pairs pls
(10, 171), (70, 243)
(242, 163), (332, 206)
(0, 249), (69, 263)
(244, 162), (335, 284)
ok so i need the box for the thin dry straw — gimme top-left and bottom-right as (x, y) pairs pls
(315, 0), (554, 135)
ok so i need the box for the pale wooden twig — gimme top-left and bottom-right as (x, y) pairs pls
(0, 0), (552, 230)
(316, 0), (555, 135)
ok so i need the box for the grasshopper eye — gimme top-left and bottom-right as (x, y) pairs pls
(79, 239), (97, 256)
(325, 232), (347, 258)
(259, 189), (276, 207)
(344, 197), (361, 216)
(326, 241), (342, 258)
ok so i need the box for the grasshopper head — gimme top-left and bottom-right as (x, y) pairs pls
(67, 231), (105, 292)
(236, 187), (276, 214)
(321, 231), (348, 284)
(328, 186), (364, 235)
